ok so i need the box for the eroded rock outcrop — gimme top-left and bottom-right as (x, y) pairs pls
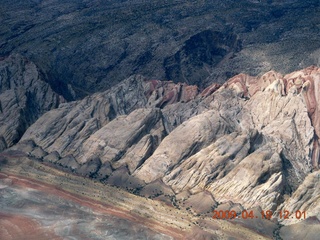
(12, 67), (320, 227)
(0, 54), (64, 151)
(223, 66), (319, 170)
(20, 75), (205, 161)
(279, 170), (320, 225)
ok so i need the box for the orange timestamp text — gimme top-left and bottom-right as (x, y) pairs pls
(212, 209), (307, 220)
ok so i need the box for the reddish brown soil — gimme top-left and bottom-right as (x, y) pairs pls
(0, 173), (186, 239)
(0, 212), (62, 240)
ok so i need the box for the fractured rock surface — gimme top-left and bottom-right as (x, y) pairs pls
(0, 54), (64, 151)
(14, 66), (320, 228)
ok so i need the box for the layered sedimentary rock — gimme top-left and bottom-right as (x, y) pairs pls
(13, 66), (320, 230)
(278, 170), (320, 225)
(19, 75), (203, 160)
(0, 54), (64, 152)
(224, 66), (320, 170)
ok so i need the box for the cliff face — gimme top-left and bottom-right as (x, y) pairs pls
(10, 66), (319, 227)
(0, 54), (64, 152)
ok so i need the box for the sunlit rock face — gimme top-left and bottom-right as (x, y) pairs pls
(0, 0), (319, 98)
(13, 66), (320, 228)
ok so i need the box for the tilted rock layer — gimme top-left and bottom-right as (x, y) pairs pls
(0, 65), (320, 231)
(13, 66), (320, 227)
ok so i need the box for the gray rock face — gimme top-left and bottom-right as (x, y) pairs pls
(0, 0), (319, 98)
(278, 170), (320, 225)
(0, 54), (64, 151)
(134, 108), (239, 183)
(20, 75), (201, 159)
(16, 67), (320, 229)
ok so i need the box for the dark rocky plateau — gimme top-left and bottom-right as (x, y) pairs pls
(1, 0), (320, 99)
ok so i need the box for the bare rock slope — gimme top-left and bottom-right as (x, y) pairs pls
(0, 54), (64, 152)
(14, 66), (320, 233)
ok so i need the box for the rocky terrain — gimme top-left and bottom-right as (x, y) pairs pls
(0, 0), (319, 99)
(1, 157), (281, 240)
(1, 60), (319, 238)
(0, 169), (176, 240)
(0, 54), (64, 152)
(1, 0), (320, 239)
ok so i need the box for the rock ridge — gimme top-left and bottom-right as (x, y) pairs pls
(3, 66), (320, 228)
